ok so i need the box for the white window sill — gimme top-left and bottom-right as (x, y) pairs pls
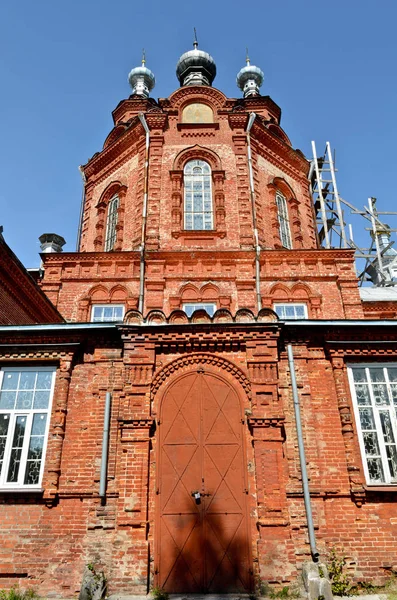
(364, 484), (397, 491)
(0, 487), (44, 493)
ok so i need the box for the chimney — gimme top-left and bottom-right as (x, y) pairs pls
(39, 233), (66, 254)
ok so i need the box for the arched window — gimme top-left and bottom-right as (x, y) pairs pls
(184, 160), (213, 230)
(276, 191), (292, 249)
(104, 195), (120, 251)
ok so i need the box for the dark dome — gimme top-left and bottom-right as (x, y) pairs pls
(176, 43), (216, 87)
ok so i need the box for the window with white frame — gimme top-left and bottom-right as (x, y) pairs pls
(276, 191), (292, 249)
(0, 367), (55, 488)
(91, 305), (125, 322)
(104, 195), (120, 251)
(273, 303), (307, 320)
(183, 303), (216, 317)
(348, 365), (397, 485)
(184, 160), (213, 230)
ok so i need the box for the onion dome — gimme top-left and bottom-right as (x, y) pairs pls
(236, 52), (264, 98)
(128, 51), (155, 98)
(176, 37), (216, 87)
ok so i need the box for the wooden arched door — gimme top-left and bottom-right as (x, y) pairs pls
(155, 369), (252, 593)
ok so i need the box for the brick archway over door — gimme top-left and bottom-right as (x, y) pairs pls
(155, 368), (253, 593)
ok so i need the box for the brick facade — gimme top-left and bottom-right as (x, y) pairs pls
(1, 59), (397, 597)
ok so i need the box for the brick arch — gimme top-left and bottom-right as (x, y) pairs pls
(94, 181), (127, 251)
(103, 124), (128, 150)
(168, 85), (227, 110)
(109, 285), (128, 302)
(88, 285), (109, 302)
(265, 282), (321, 318)
(173, 145), (222, 172)
(151, 352), (251, 404)
(266, 123), (291, 146)
(170, 282), (231, 312)
(291, 283), (310, 299)
(267, 177), (303, 249)
(78, 284), (137, 321)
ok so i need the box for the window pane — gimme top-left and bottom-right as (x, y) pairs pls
(92, 307), (103, 321)
(380, 411), (395, 444)
(104, 307), (113, 319)
(386, 446), (397, 480)
(0, 414), (10, 477)
(363, 431), (381, 456)
(193, 214), (203, 229)
(7, 416), (27, 483)
(373, 384), (389, 406)
(352, 368), (366, 383)
(2, 372), (19, 390)
(359, 407), (375, 430)
(295, 305), (305, 317)
(369, 368), (386, 383)
(33, 391), (50, 410)
(20, 372), (36, 390)
(274, 306), (284, 318)
(355, 384), (371, 406)
(0, 391), (16, 409)
(15, 391), (33, 410)
(388, 368), (397, 382)
(36, 372), (52, 390)
(367, 457), (385, 482)
(114, 307), (124, 320)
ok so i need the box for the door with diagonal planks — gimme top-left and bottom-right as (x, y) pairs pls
(156, 370), (252, 593)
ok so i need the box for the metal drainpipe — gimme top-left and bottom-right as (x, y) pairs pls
(76, 165), (87, 251)
(138, 113), (150, 315)
(99, 391), (112, 501)
(246, 112), (262, 313)
(287, 344), (320, 562)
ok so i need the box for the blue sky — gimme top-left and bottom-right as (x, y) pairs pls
(1, 0), (396, 268)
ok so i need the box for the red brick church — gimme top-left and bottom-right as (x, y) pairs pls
(0, 41), (397, 597)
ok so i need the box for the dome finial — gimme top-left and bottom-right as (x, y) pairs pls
(237, 50), (264, 98)
(176, 37), (216, 87)
(128, 51), (155, 98)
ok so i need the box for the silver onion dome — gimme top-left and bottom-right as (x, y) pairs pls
(176, 39), (216, 87)
(128, 53), (155, 98)
(237, 55), (264, 98)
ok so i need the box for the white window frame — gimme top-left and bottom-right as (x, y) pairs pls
(183, 303), (216, 318)
(0, 367), (56, 490)
(276, 191), (292, 249)
(348, 364), (397, 486)
(273, 303), (308, 320)
(104, 195), (120, 252)
(183, 160), (214, 231)
(91, 304), (125, 323)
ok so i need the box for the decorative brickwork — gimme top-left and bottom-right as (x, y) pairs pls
(2, 57), (397, 598)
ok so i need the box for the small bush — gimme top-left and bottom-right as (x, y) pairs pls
(151, 586), (169, 600)
(0, 589), (40, 600)
(327, 548), (352, 596)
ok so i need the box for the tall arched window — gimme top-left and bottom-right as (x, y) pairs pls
(184, 160), (213, 230)
(276, 191), (292, 249)
(104, 195), (120, 251)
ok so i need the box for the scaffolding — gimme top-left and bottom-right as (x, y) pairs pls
(310, 141), (397, 286)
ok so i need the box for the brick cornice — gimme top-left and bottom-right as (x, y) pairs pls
(83, 118), (144, 179)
